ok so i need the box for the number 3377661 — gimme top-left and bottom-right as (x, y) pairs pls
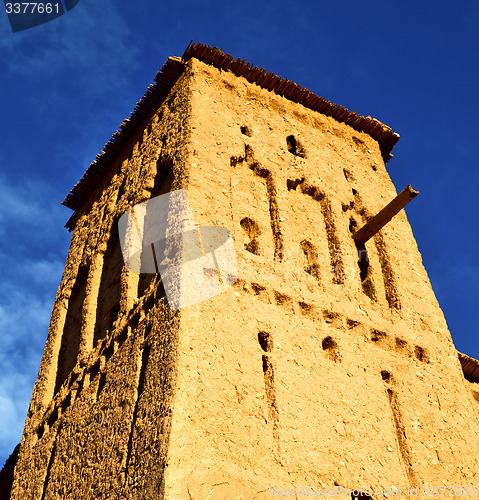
(5, 3), (60, 14)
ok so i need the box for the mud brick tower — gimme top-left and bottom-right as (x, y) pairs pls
(11, 42), (479, 499)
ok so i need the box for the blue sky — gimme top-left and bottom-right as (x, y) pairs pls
(1, 0), (479, 467)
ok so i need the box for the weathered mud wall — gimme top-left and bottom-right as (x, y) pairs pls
(11, 56), (479, 499)
(12, 61), (193, 499)
(161, 59), (479, 498)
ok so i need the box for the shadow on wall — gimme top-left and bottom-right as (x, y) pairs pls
(0, 443), (20, 500)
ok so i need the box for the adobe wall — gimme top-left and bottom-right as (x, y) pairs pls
(11, 61), (193, 498)
(160, 58), (479, 498)
(11, 56), (479, 499)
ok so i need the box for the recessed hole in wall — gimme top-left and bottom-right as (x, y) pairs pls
(251, 283), (266, 295)
(142, 324), (154, 343)
(167, 92), (176, 107)
(258, 331), (273, 353)
(352, 136), (366, 148)
(150, 156), (173, 197)
(154, 278), (166, 301)
(55, 262), (89, 394)
(374, 232), (401, 310)
(123, 343), (152, 479)
(355, 240), (369, 282)
(351, 492), (372, 500)
(144, 290), (156, 312)
(240, 217), (261, 255)
(61, 393), (71, 413)
(117, 326), (128, 345)
(322, 336), (341, 362)
(352, 188), (357, 195)
(130, 311), (140, 332)
(259, 334), (280, 455)
(262, 355), (270, 373)
(301, 183), (324, 202)
(116, 174), (127, 204)
(371, 329), (387, 343)
(261, 173), (285, 262)
(274, 291), (292, 305)
(230, 155), (244, 167)
(316, 195), (345, 284)
(323, 311), (339, 324)
(251, 164), (270, 179)
(349, 218), (358, 234)
(88, 358), (101, 378)
(287, 177), (305, 191)
(68, 372), (79, 390)
(350, 217), (369, 283)
(106, 303), (120, 335)
(240, 126), (252, 136)
(77, 263), (89, 282)
(414, 345), (430, 363)
(347, 319), (360, 329)
(372, 165), (377, 172)
(244, 239), (259, 255)
(233, 278), (246, 290)
(47, 408), (58, 428)
(286, 135), (306, 157)
(300, 240), (320, 280)
(274, 291), (295, 313)
(138, 273), (157, 301)
(343, 168), (354, 182)
(75, 378), (84, 394)
(299, 301), (312, 315)
(37, 424), (44, 440)
(104, 341), (115, 362)
(381, 370), (392, 382)
(386, 388), (418, 485)
(395, 337), (410, 355)
(300, 241), (316, 258)
(94, 225), (123, 346)
(361, 277), (376, 301)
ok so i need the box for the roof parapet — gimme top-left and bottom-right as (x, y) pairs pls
(63, 42), (400, 229)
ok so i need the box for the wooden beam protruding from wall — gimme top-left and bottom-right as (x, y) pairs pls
(353, 185), (419, 244)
